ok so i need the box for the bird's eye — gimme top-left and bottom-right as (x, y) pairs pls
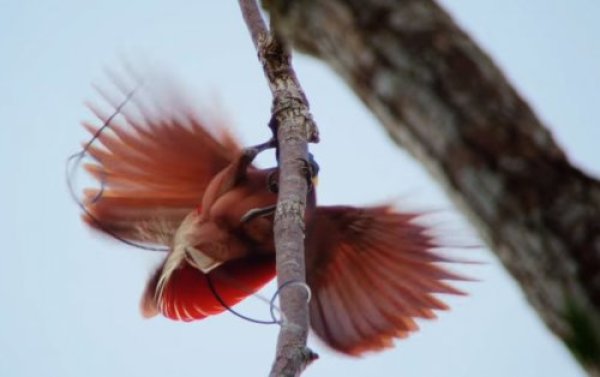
(267, 171), (278, 193)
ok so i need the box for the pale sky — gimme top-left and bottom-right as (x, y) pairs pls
(1, 1), (599, 376)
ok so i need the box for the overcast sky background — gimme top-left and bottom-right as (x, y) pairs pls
(1, 1), (599, 376)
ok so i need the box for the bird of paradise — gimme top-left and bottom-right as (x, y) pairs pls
(76, 79), (467, 356)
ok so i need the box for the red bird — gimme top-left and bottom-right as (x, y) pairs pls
(80, 87), (466, 356)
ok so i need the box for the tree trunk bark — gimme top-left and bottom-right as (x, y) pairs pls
(264, 0), (600, 374)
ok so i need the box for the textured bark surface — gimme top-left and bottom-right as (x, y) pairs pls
(264, 0), (600, 374)
(239, 1), (318, 376)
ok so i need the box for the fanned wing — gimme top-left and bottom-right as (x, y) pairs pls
(81, 86), (242, 245)
(305, 205), (467, 356)
(141, 256), (276, 321)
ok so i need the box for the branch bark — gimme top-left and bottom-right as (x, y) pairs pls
(264, 0), (600, 375)
(238, 1), (319, 376)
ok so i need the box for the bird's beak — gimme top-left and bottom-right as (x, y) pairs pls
(311, 176), (319, 188)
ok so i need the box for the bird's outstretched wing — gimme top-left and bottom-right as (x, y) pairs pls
(81, 84), (242, 246)
(305, 205), (467, 356)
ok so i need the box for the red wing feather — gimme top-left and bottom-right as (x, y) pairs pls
(81, 85), (242, 246)
(305, 205), (467, 356)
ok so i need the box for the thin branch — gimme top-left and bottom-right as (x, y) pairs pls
(265, 0), (600, 375)
(238, 1), (319, 376)
(238, 0), (268, 50)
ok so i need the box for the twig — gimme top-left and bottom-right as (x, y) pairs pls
(238, 1), (319, 376)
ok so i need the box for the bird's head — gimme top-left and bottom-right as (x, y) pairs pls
(266, 153), (320, 193)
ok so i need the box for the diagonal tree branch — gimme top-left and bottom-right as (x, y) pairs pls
(264, 0), (600, 375)
(238, 1), (319, 376)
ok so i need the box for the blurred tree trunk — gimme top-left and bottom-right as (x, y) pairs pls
(264, 0), (600, 375)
